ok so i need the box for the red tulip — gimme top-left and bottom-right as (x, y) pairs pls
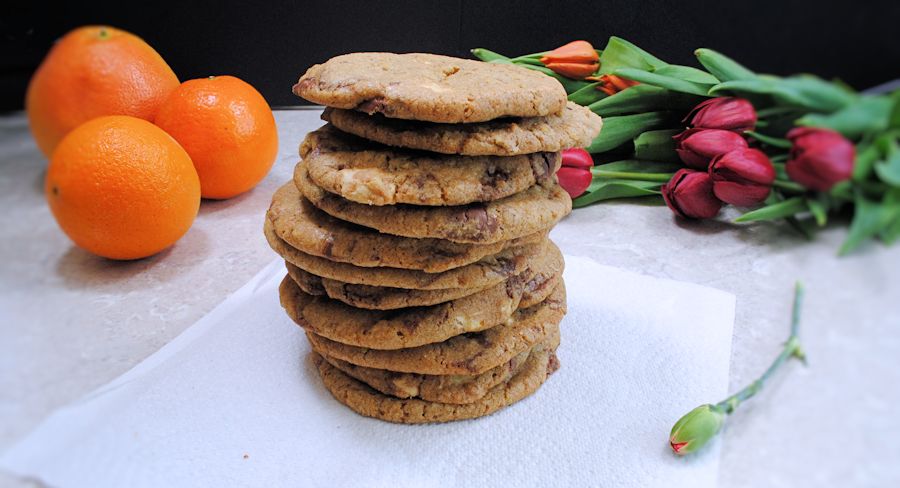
(557, 148), (594, 198)
(557, 167), (592, 198)
(540, 40), (600, 79)
(662, 169), (722, 219)
(708, 148), (776, 206)
(561, 147), (593, 168)
(674, 128), (749, 170)
(684, 97), (757, 133)
(786, 127), (855, 191)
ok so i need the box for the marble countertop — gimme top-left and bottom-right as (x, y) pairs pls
(2, 109), (898, 487)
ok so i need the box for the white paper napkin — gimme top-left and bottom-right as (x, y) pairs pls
(1, 255), (735, 488)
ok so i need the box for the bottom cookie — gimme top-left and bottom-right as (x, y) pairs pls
(319, 329), (559, 404)
(311, 345), (560, 424)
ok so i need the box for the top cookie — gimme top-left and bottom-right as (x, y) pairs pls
(293, 53), (567, 123)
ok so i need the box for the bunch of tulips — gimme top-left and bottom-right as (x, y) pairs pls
(473, 38), (900, 254)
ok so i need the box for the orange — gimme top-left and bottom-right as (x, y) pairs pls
(46, 116), (200, 260)
(26, 25), (179, 158)
(154, 75), (278, 199)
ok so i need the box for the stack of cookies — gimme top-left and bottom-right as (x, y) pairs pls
(265, 53), (602, 423)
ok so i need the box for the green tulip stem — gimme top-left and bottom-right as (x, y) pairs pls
(771, 180), (807, 192)
(593, 170), (674, 183)
(756, 106), (803, 119)
(511, 52), (548, 61)
(714, 282), (806, 415)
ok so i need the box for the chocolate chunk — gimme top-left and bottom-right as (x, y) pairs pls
(356, 97), (388, 115)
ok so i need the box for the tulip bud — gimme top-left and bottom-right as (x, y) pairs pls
(540, 40), (600, 79)
(785, 127), (855, 191)
(662, 169), (722, 219)
(674, 128), (749, 170)
(557, 148), (594, 198)
(684, 97), (757, 133)
(669, 404), (727, 455)
(708, 148), (776, 206)
(586, 74), (640, 96)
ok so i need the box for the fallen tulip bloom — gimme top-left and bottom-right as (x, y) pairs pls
(669, 404), (727, 455)
(661, 169), (722, 219)
(669, 283), (806, 456)
(708, 148), (776, 206)
(540, 40), (599, 79)
(684, 97), (757, 133)
(674, 128), (749, 170)
(785, 127), (855, 191)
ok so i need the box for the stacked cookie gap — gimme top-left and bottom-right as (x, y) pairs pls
(266, 53), (602, 423)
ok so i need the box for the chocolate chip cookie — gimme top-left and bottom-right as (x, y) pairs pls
(267, 222), (540, 290)
(294, 53), (567, 123)
(295, 161), (572, 244)
(322, 102), (602, 156)
(318, 332), (558, 405)
(299, 283), (566, 375)
(279, 243), (562, 347)
(301, 124), (560, 206)
(287, 261), (560, 311)
(281, 273), (550, 351)
(311, 342), (560, 423)
(266, 183), (547, 273)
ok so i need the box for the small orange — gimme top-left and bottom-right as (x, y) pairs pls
(46, 116), (200, 260)
(154, 75), (278, 199)
(26, 25), (179, 158)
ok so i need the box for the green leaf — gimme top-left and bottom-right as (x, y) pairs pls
(711, 75), (857, 112)
(519, 64), (592, 94)
(470, 48), (512, 63)
(745, 130), (792, 149)
(568, 82), (605, 106)
(889, 89), (900, 129)
(735, 197), (807, 222)
(853, 142), (880, 181)
(633, 129), (681, 162)
(786, 216), (815, 240)
(653, 65), (720, 84)
(880, 189), (900, 244)
(586, 112), (678, 153)
(874, 136), (900, 186)
(694, 48), (757, 82)
(613, 68), (713, 96)
(806, 197), (828, 226)
(597, 36), (667, 75)
(839, 192), (891, 254)
(586, 84), (703, 117)
(573, 179), (661, 207)
(796, 96), (893, 138)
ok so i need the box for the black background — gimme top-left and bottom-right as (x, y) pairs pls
(2, 0), (899, 111)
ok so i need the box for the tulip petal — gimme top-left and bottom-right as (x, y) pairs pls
(544, 62), (599, 79)
(561, 148), (594, 169)
(541, 40), (599, 64)
(557, 167), (592, 198)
